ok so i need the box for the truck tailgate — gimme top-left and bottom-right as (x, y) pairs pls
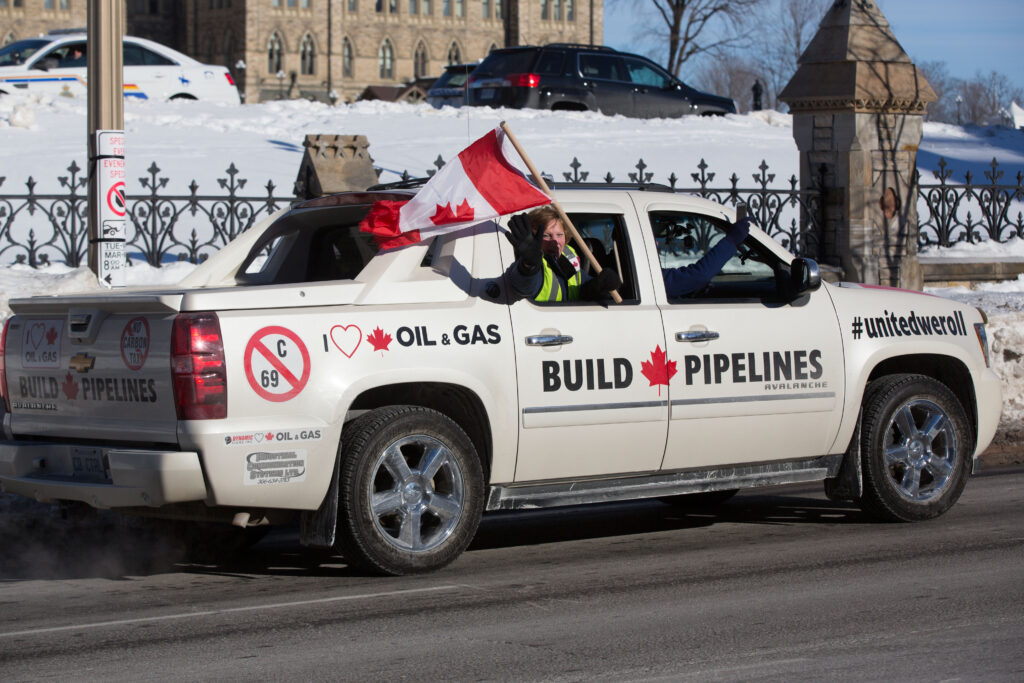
(5, 293), (183, 443)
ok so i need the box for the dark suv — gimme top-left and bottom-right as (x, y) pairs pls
(466, 44), (736, 118)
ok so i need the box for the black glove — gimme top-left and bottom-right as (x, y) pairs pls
(725, 216), (751, 246)
(506, 213), (542, 274)
(580, 268), (623, 301)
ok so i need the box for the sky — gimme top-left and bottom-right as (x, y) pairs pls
(602, 0), (1024, 90)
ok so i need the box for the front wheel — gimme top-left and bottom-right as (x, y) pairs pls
(859, 374), (972, 522)
(336, 406), (484, 575)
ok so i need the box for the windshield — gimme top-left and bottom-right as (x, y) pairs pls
(0, 39), (51, 67)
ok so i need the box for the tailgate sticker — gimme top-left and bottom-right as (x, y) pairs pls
(21, 320), (63, 369)
(120, 317), (151, 370)
(243, 326), (311, 402)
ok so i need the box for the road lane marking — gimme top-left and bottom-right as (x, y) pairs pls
(0, 584), (464, 638)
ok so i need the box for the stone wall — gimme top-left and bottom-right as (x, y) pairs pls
(0, 0), (86, 44)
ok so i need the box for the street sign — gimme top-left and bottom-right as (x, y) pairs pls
(95, 129), (126, 288)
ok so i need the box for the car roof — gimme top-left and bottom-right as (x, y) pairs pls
(29, 32), (204, 66)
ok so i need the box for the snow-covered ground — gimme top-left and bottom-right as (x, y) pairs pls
(0, 94), (1021, 459)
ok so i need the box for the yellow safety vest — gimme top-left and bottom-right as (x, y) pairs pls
(536, 246), (582, 302)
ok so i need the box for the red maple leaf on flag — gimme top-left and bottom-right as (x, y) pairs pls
(640, 345), (677, 396)
(367, 326), (392, 353)
(430, 199), (475, 226)
(62, 372), (79, 400)
(46, 326), (58, 346)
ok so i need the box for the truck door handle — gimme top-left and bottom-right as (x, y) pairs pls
(676, 330), (720, 343)
(526, 335), (573, 347)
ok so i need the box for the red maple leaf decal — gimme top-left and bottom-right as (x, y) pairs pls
(430, 199), (474, 226)
(45, 326), (58, 346)
(640, 346), (677, 396)
(266, 432), (275, 441)
(62, 372), (79, 400)
(367, 326), (392, 353)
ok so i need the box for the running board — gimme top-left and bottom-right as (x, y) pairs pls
(485, 454), (843, 511)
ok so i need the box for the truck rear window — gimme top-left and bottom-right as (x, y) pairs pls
(238, 217), (380, 285)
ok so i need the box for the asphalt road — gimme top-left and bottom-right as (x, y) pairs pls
(1, 467), (1022, 682)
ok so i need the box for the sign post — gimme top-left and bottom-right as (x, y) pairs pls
(87, 1), (126, 288)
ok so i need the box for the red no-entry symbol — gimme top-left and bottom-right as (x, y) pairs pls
(243, 326), (311, 402)
(107, 181), (126, 217)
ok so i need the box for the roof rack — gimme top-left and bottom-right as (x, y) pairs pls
(45, 28), (87, 35)
(367, 177), (431, 191)
(548, 182), (676, 193)
(543, 43), (615, 51)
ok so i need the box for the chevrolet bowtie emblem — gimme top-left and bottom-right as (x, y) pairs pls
(69, 353), (96, 373)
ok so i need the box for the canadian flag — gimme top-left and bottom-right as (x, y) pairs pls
(359, 126), (551, 249)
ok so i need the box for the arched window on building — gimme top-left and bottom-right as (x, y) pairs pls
(446, 42), (460, 65)
(414, 42), (428, 79)
(2, 33), (15, 47)
(300, 33), (315, 75)
(442, 0), (450, 16)
(566, 0), (574, 21)
(482, 0), (490, 18)
(455, 0), (463, 17)
(342, 37), (353, 78)
(423, 0), (431, 15)
(409, 0), (418, 13)
(488, 43), (498, 54)
(204, 35), (217, 64)
(541, 0), (549, 20)
(347, 0), (357, 10)
(223, 32), (235, 72)
(379, 39), (394, 79)
(267, 32), (283, 74)
(554, 0), (561, 20)
(389, 0), (397, 12)
(494, 0), (502, 20)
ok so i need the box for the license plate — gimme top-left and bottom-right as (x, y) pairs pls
(480, 88), (495, 100)
(71, 447), (110, 483)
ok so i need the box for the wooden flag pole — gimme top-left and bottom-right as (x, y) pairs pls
(500, 121), (622, 304)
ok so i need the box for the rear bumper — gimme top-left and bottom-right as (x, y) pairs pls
(0, 441), (209, 509)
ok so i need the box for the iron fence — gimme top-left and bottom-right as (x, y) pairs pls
(4, 152), (948, 268)
(917, 158), (1024, 248)
(0, 161), (285, 268)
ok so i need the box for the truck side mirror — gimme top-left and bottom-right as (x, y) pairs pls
(791, 257), (821, 295)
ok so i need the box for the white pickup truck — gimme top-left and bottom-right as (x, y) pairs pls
(0, 187), (1003, 575)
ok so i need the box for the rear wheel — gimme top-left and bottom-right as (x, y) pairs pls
(859, 374), (972, 522)
(336, 406), (484, 575)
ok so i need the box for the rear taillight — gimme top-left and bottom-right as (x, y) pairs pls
(224, 72), (235, 86)
(0, 317), (10, 413)
(504, 73), (540, 88)
(171, 312), (227, 420)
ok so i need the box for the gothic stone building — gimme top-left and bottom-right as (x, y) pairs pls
(2, 0), (603, 103)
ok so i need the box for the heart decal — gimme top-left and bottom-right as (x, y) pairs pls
(27, 322), (46, 349)
(330, 324), (362, 358)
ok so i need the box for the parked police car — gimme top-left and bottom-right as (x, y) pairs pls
(0, 186), (1002, 574)
(0, 30), (240, 104)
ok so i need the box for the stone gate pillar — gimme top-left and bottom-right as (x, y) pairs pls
(780, 0), (935, 289)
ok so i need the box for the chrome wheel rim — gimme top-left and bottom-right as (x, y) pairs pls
(882, 398), (958, 502)
(368, 435), (465, 552)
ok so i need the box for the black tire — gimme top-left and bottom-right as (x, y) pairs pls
(660, 489), (738, 509)
(335, 406), (484, 575)
(858, 374), (972, 522)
